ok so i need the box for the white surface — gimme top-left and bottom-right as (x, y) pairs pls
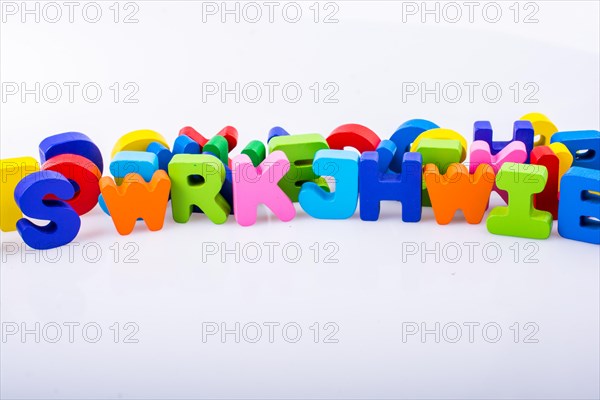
(1, 1), (599, 399)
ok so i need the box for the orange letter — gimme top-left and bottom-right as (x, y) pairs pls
(424, 163), (495, 225)
(100, 171), (171, 235)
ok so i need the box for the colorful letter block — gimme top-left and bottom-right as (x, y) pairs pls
(14, 171), (81, 249)
(359, 152), (422, 222)
(469, 140), (528, 204)
(111, 129), (169, 158)
(474, 120), (534, 162)
(173, 135), (201, 156)
(241, 140), (266, 167)
(148, 136), (202, 172)
(268, 126), (290, 143)
(486, 162), (553, 239)
(99, 151), (159, 216)
(531, 146), (560, 219)
(520, 112), (558, 147)
(416, 138), (463, 206)
(216, 126), (239, 152)
(389, 119), (439, 172)
(424, 163), (495, 224)
(100, 171), (171, 235)
(174, 131), (235, 211)
(558, 167), (600, 244)
(110, 151), (159, 184)
(42, 154), (102, 216)
(162, 140), (234, 216)
(232, 151), (295, 226)
(299, 150), (359, 219)
(180, 126), (209, 147)
(376, 140), (397, 173)
(1, 157), (39, 232)
(203, 135), (229, 166)
(39, 132), (104, 173)
(147, 142), (171, 172)
(551, 130), (600, 170)
(326, 123), (381, 153)
(411, 128), (467, 162)
(268, 133), (329, 202)
(179, 126), (237, 166)
(200, 151), (234, 214)
(548, 142), (574, 191)
(169, 154), (230, 224)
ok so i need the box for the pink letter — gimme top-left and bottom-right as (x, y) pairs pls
(232, 151), (296, 226)
(470, 140), (527, 204)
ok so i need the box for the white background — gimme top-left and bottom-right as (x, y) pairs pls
(1, 1), (599, 399)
